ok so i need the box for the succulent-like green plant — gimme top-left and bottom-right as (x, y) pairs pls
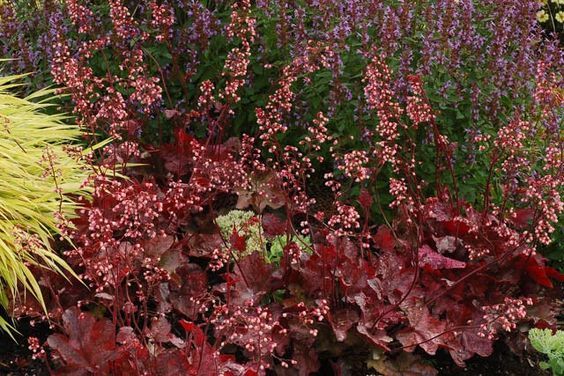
(529, 328), (564, 376)
(0, 75), (94, 334)
(216, 210), (311, 263)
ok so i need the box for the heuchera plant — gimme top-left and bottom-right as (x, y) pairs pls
(1, 0), (562, 374)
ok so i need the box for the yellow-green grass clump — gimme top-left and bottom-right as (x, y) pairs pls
(0, 75), (92, 334)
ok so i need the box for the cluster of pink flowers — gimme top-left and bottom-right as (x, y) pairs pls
(212, 303), (284, 370)
(478, 297), (533, 340)
(363, 55), (403, 166)
(389, 177), (414, 210)
(67, 0), (96, 34)
(220, 0), (256, 105)
(197, 80), (215, 109)
(109, 0), (141, 41)
(27, 337), (45, 360)
(328, 202), (361, 235)
(130, 75), (163, 112)
(149, 1), (175, 42)
(257, 42), (328, 151)
(256, 64), (300, 151)
(300, 112), (333, 155)
(494, 117), (530, 152)
(523, 176), (562, 245)
(338, 150), (371, 182)
(406, 75), (434, 126)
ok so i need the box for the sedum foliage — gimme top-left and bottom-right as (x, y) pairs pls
(529, 328), (564, 376)
(216, 210), (310, 263)
(0, 75), (92, 334)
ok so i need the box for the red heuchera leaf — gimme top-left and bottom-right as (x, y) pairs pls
(236, 172), (286, 212)
(179, 320), (206, 346)
(418, 245), (466, 270)
(159, 129), (199, 175)
(145, 316), (184, 347)
(261, 213), (286, 236)
(154, 350), (193, 376)
(230, 227), (247, 253)
(459, 330), (493, 358)
(545, 266), (564, 282)
(300, 244), (339, 294)
(169, 263), (208, 320)
(442, 220), (470, 237)
(514, 255), (562, 288)
(142, 234), (175, 258)
(327, 308), (360, 342)
(229, 251), (273, 304)
(357, 324), (394, 351)
(373, 226), (395, 252)
(185, 232), (223, 258)
(424, 197), (452, 222)
(47, 307), (119, 374)
(527, 266), (554, 288)
(397, 303), (447, 355)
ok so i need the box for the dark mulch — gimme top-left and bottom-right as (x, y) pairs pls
(431, 342), (549, 376)
(0, 318), (49, 376)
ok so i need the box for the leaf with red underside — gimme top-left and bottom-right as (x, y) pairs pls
(460, 330), (493, 358)
(169, 263), (208, 320)
(159, 129), (199, 175)
(185, 232), (223, 258)
(424, 197), (452, 222)
(327, 308), (359, 342)
(514, 255), (563, 288)
(145, 316), (184, 347)
(442, 220), (470, 237)
(230, 228), (247, 253)
(229, 251), (273, 304)
(154, 350), (193, 376)
(373, 226), (395, 252)
(47, 307), (119, 374)
(299, 244), (339, 295)
(236, 172), (286, 212)
(179, 320), (206, 346)
(357, 324), (393, 351)
(262, 213), (286, 236)
(546, 267), (564, 282)
(527, 266), (554, 288)
(418, 245), (466, 270)
(178, 321), (245, 376)
(142, 234), (175, 258)
(397, 302), (448, 355)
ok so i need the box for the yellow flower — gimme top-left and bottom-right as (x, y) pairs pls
(556, 11), (564, 23)
(537, 10), (550, 22)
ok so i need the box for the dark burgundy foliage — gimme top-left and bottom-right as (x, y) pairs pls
(1, 0), (562, 374)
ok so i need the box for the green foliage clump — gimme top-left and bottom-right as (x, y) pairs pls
(0, 75), (92, 334)
(529, 328), (564, 376)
